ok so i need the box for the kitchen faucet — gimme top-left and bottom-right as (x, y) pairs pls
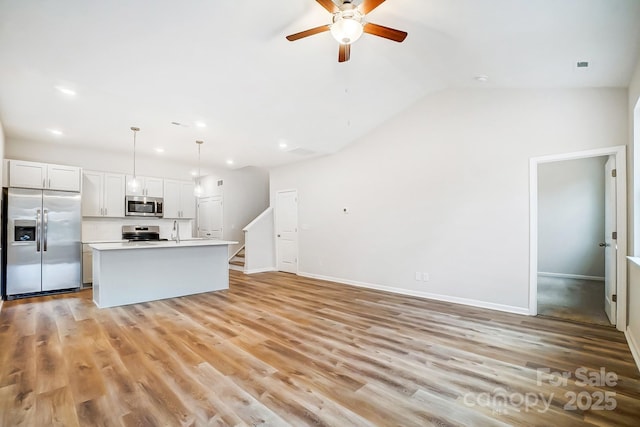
(172, 220), (180, 243)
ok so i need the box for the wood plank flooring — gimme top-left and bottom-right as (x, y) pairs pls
(1, 271), (639, 426)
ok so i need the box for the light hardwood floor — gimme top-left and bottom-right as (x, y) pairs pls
(1, 271), (639, 426)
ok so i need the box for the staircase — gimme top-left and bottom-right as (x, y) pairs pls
(229, 248), (245, 272)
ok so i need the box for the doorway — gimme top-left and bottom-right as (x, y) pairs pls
(536, 156), (610, 326)
(529, 146), (627, 331)
(276, 189), (298, 274)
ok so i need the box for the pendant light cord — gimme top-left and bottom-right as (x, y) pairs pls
(133, 129), (137, 178)
(196, 140), (203, 188)
(130, 126), (140, 179)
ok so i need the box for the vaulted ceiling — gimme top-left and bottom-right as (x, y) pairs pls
(1, 0), (639, 169)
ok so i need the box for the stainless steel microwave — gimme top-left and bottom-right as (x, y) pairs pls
(125, 196), (163, 217)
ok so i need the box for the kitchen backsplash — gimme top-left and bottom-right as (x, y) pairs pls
(82, 218), (194, 242)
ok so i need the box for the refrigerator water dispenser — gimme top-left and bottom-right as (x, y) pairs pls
(14, 220), (36, 242)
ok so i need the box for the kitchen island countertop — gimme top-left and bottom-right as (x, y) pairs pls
(90, 239), (237, 251)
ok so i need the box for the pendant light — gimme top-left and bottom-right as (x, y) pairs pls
(194, 140), (204, 197)
(126, 126), (141, 193)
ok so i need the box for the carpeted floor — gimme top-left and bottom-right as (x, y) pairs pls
(537, 275), (612, 326)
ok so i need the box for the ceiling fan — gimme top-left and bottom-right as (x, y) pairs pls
(286, 0), (408, 63)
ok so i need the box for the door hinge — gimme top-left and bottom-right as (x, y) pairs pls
(611, 169), (617, 178)
(612, 294), (617, 302)
(612, 231), (617, 240)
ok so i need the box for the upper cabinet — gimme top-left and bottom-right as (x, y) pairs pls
(82, 171), (125, 217)
(125, 175), (164, 197)
(163, 179), (196, 218)
(9, 160), (81, 192)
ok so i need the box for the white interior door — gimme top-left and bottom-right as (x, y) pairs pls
(604, 156), (617, 324)
(198, 196), (223, 239)
(276, 190), (298, 273)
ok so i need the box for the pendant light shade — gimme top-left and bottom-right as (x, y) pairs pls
(194, 140), (204, 197)
(126, 127), (140, 193)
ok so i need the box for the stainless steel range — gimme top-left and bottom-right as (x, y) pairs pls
(122, 225), (166, 241)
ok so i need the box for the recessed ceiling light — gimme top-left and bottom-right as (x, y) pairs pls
(155, 147), (165, 154)
(48, 129), (63, 136)
(226, 159), (234, 165)
(195, 121), (207, 128)
(279, 141), (288, 149)
(474, 75), (489, 83)
(55, 86), (76, 96)
(190, 171), (198, 176)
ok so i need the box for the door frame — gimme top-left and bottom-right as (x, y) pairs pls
(529, 145), (627, 330)
(275, 189), (298, 274)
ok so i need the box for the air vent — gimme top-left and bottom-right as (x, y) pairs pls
(576, 61), (589, 68)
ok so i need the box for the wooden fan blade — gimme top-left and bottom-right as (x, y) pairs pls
(286, 24), (331, 41)
(316, 0), (339, 13)
(360, 0), (387, 15)
(363, 22), (407, 42)
(338, 44), (351, 62)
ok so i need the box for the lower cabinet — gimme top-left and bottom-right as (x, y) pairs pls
(82, 244), (93, 286)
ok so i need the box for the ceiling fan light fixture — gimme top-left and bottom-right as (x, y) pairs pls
(331, 9), (364, 45)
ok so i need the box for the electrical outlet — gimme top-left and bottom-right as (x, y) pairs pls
(422, 272), (430, 282)
(415, 272), (421, 281)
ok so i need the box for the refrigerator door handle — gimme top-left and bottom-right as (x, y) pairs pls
(43, 209), (49, 251)
(36, 209), (41, 252)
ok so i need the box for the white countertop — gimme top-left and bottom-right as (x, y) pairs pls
(90, 239), (238, 251)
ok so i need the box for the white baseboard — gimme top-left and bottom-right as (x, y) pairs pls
(538, 272), (605, 282)
(245, 267), (277, 274)
(298, 272), (530, 316)
(228, 265), (244, 272)
(624, 327), (640, 373)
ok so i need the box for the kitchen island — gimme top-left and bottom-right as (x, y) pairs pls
(89, 239), (237, 308)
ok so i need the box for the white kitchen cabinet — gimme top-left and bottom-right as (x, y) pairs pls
(9, 160), (81, 191)
(125, 175), (164, 197)
(47, 164), (82, 191)
(82, 171), (125, 217)
(163, 179), (196, 218)
(82, 244), (93, 286)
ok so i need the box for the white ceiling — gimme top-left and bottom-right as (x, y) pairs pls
(1, 0), (639, 170)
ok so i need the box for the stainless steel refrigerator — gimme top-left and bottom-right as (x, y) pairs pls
(2, 187), (81, 299)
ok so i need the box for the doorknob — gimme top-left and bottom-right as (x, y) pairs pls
(277, 234), (281, 237)
(599, 242), (608, 247)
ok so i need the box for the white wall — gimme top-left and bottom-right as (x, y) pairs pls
(270, 88), (627, 312)
(627, 54), (640, 367)
(4, 138), (270, 250)
(199, 167), (270, 255)
(6, 138), (202, 181)
(538, 157), (606, 278)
